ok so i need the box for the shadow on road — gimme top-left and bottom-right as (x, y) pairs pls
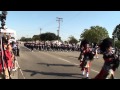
(37, 63), (77, 67)
(23, 69), (84, 79)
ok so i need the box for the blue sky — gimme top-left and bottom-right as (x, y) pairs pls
(2, 11), (120, 41)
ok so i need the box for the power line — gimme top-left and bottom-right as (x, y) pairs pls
(41, 19), (56, 29)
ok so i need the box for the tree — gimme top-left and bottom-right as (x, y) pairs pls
(112, 24), (120, 41)
(20, 37), (32, 42)
(32, 35), (40, 41)
(80, 26), (109, 44)
(27, 38), (32, 41)
(68, 35), (78, 44)
(20, 37), (26, 41)
(40, 32), (59, 41)
(64, 41), (68, 44)
(115, 40), (120, 49)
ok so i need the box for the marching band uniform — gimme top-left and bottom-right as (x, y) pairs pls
(78, 40), (95, 78)
(94, 50), (119, 79)
(94, 38), (119, 79)
(80, 47), (94, 78)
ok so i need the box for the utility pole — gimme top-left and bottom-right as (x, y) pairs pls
(40, 28), (42, 41)
(56, 17), (63, 41)
(57, 30), (59, 38)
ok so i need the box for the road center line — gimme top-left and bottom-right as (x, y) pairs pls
(91, 69), (99, 73)
(58, 57), (71, 63)
(41, 52), (100, 74)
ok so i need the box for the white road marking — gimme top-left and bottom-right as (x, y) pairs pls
(41, 52), (100, 74)
(91, 69), (99, 73)
(58, 57), (71, 63)
(13, 57), (26, 79)
(58, 57), (100, 74)
(16, 61), (26, 79)
(73, 63), (79, 66)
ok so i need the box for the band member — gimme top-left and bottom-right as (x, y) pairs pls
(93, 43), (99, 59)
(78, 39), (95, 78)
(94, 38), (120, 79)
(78, 40), (84, 66)
(16, 42), (20, 56)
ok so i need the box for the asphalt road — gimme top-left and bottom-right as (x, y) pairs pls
(17, 44), (120, 79)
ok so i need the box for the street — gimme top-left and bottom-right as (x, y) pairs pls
(17, 44), (120, 79)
